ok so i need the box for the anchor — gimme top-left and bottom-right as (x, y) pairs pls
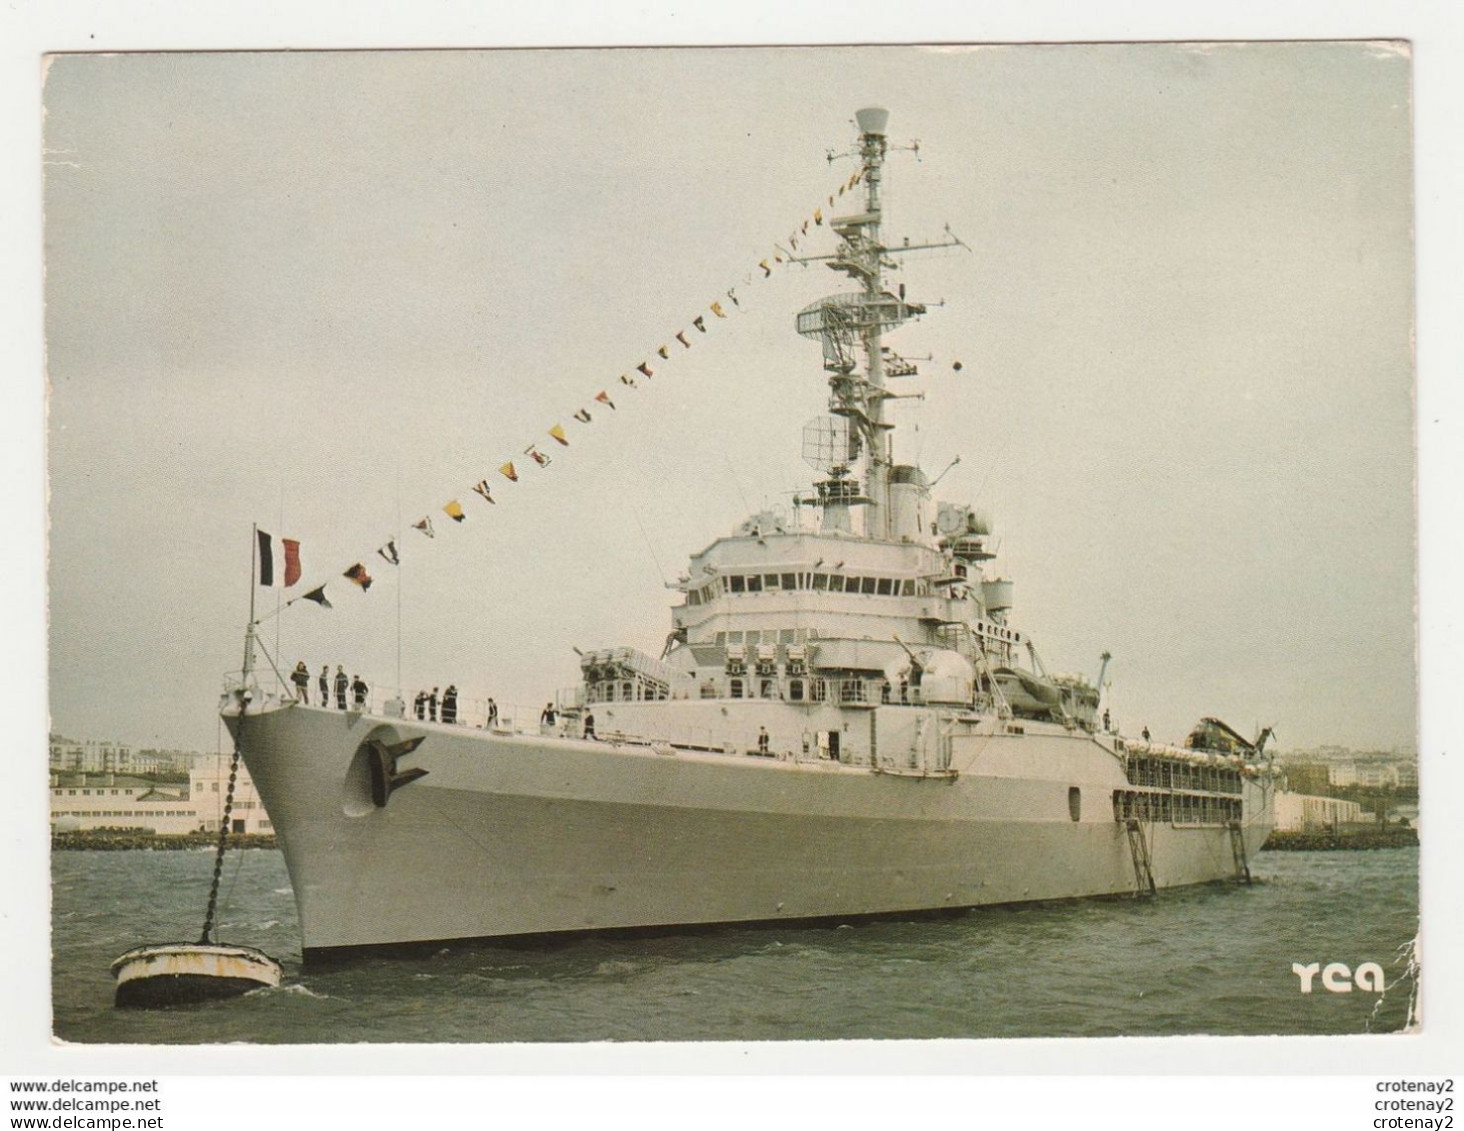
(367, 734), (429, 807)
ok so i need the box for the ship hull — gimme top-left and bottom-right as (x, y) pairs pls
(225, 699), (1274, 959)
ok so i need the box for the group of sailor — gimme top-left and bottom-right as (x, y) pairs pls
(1100, 707), (1154, 744)
(541, 702), (595, 740)
(287, 666), (611, 739)
(414, 685), (460, 724)
(290, 662), (367, 710)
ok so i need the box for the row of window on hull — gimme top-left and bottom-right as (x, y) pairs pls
(1125, 756), (1244, 796)
(1113, 789), (1244, 826)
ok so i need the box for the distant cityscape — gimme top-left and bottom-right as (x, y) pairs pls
(1275, 745), (1419, 793)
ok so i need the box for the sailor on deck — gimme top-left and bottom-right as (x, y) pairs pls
(291, 662), (310, 703)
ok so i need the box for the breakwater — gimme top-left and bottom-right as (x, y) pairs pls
(51, 830), (278, 851)
(1263, 827), (1418, 851)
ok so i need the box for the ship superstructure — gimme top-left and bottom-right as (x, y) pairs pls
(222, 108), (1277, 959)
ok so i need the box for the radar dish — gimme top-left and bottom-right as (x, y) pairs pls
(802, 416), (859, 473)
(936, 503), (992, 537)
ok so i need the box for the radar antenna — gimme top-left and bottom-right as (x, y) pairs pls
(801, 415), (859, 473)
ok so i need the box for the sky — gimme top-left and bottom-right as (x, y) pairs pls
(43, 43), (1416, 755)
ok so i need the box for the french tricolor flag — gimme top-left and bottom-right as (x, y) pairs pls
(257, 529), (301, 588)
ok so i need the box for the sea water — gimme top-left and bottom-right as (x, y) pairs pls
(50, 847), (1418, 1043)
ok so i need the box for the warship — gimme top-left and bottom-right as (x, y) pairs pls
(222, 107), (1277, 960)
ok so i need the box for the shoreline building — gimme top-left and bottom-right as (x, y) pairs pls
(1272, 791), (1370, 833)
(49, 753), (272, 835)
(48, 734), (135, 775)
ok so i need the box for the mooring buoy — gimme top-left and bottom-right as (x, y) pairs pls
(111, 942), (282, 1008)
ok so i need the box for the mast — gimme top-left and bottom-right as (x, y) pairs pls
(794, 108), (963, 541)
(856, 108), (891, 539)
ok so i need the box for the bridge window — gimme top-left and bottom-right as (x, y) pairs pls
(729, 678), (744, 699)
(782, 573), (797, 590)
(901, 579), (915, 596)
(763, 573), (780, 590)
(747, 575), (763, 592)
(829, 576), (845, 592)
(877, 578), (893, 596)
(779, 628), (795, 644)
(861, 577), (878, 595)
(789, 679), (804, 702)
(813, 574), (829, 591)
(730, 576), (745, 594)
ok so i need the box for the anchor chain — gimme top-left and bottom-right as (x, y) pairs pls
(198, 739), (243, 945)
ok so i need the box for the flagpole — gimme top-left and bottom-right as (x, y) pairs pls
(275, 483), (284, 683)
(395, 469), (403, 697)
(243, 523), (257, 680)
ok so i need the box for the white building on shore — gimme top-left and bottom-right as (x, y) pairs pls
(48, 734), (135, 775)
(1273, 791), (1370, 832)
(49, 754), (272, 835)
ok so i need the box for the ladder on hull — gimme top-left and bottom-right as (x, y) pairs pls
(1125, 818), (1157, 898)
(1227, 820), (1253, 885)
